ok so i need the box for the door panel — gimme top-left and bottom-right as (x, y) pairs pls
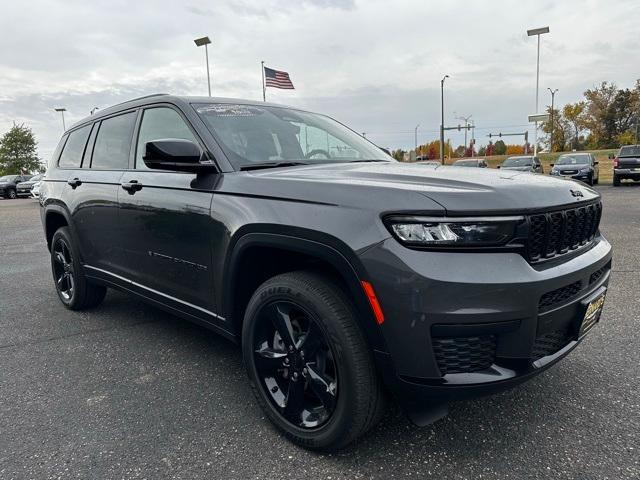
(117, 171), (217, 312)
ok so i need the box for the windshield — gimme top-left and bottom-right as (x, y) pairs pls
(454, 160), (476, 166)
(557, 154), (590, 165)
(619, 145), (640, 157)
(503, 157), (532, 167)
(194, 103), (391, 168)
(0, 175), (17, 182)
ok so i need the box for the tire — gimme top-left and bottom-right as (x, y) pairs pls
(7, 189), (17, 199)
(242, 270), (385, 451)
(613, 174), (620, 187)
(50, 227), (107, 310)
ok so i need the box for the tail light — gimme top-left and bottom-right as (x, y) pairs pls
(613, 158), (619, 168)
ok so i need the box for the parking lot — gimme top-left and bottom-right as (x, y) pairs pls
(0, 185), (638, 480)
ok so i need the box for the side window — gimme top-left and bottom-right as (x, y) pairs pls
(58, 125), (92, 168)
(135, 107), (198, 169)
(91, 112), (137, 169)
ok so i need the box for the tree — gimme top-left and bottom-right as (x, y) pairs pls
(541, 106), (568, 152)
(494, 140), (506, 155)
(562, 102), (586, 150)
(391, 149), (406, 161)
(0, 123), (42, 174)
(583, 82), (617, 148)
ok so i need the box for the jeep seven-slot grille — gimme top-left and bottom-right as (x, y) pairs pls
(532, 328), (572, 360)
(432, 335), (496, 375)
(527, 202), (602, 262)
(538, 280), (582, 310)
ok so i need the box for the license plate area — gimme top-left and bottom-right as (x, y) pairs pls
(579, 287), (606, 337)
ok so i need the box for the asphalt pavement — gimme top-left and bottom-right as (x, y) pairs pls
(1, 186), (638, 479)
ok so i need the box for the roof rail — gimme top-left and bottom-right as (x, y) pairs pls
(106, 93), (170, 110)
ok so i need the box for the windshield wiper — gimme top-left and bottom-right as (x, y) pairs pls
(347, 159), (389, 163)
(240, 161), (309, 171)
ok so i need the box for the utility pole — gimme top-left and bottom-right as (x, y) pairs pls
(527, 26), (550, 156)
(414, 124), (420, 156)
(547, 88), (558, 152)
(440, 75), (449, 164)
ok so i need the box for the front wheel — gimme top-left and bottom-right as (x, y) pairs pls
(242, 271), (385, 450)
(7, 189), (17, 199)
(51, 227), (107, 310)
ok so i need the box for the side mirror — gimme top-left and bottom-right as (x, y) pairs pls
(143, 139), (216, 172)
(594, 161), (599, 165)
(496, 165), (501, 169)
(550, 163), (554, 167)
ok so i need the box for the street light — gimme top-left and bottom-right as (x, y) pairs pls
(527, 26), (550, 156)
(194, 36), (212, 96)
(440, 74), (449, 164)
(455, 114), (473, 153)
(54, 108), (67, 131)
(414, 124), (420, 157)
(547, 88), (558, 152)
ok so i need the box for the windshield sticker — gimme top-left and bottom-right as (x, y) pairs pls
(196, 104), (264, 117)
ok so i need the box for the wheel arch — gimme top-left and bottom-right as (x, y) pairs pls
(44, 204), (72, 251)
(223, 227), (388, 353)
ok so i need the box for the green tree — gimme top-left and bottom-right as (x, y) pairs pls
(391, 149), (406, 161)
(0, 123), (42, 174)
(583, 82), (618, 148)
(541, 106), (567, 152)
(494, 140), (506, 155)
(563, 102), (586, 150)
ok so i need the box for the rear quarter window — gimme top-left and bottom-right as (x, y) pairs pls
(58, 125), (92, 168)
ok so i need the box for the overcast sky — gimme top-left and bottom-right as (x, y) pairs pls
(1, 0), (638, 161)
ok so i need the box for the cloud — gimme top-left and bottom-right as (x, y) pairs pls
(0, 0), (639, 160)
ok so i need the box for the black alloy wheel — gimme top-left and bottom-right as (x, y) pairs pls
(50, 227), (107, 310)
(8, 189), (17, 199)
(252, 301), (338, 428)
(242, 271), (386, 450)
(53, 237), (75, 303)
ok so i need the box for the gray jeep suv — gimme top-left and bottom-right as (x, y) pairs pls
(39, 94), (612, 450)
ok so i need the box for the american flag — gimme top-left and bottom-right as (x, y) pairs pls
(264, 66), (295, 90)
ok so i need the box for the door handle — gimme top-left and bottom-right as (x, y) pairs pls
(121, 180), (143, 194)
(67, 177), (82, 189)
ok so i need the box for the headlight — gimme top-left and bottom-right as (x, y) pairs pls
(386, 216), (523, 246)
(579, 167), (590, 173)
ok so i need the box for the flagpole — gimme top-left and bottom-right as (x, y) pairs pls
(261, 61), (266, 102)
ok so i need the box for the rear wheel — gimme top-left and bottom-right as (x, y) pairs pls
(613, 174), (620, 187)
(51, 227), (107, 310)
(242, 271), (385, 450)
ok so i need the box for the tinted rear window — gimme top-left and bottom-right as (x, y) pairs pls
(58, 125), (92, 168)
(91, 112), (136, 169)
(619, 146), (640, 157)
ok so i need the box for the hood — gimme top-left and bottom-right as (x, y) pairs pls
(553, 164), (590, 171)
(500, 166), (533, 172)
(225, 162), (599, 214)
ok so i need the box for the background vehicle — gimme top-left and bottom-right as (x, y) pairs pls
(30, 180), (43, 198)
(613, 145), (640, 186)
(0, 174), (33, 199)
(452, 158), (488, 167)
(40, 95), (612, 451)
(549, 153), (599, 186)
(417, 160), (442, 166)
(499, 155), (543, 173)
(16, 173), (44, 197)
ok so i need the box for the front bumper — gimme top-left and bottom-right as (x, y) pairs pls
(359, 235), (612, 424)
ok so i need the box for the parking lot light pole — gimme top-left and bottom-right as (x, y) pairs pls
(54, 108), (67, 131)
(527, 26), (549, 156)
(547, 88), (558, 152)
(440, 75), (449, 164)
(194, 36), (212, 96)
(414, 124), (420, 157)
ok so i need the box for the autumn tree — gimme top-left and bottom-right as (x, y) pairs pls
(0, 123), (42, 175)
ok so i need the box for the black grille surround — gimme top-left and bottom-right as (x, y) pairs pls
(526, 202), (602, 263)
(432, 335), (497, 375)
(589, 262), (611, 285)
(532, 328), (572, 360)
